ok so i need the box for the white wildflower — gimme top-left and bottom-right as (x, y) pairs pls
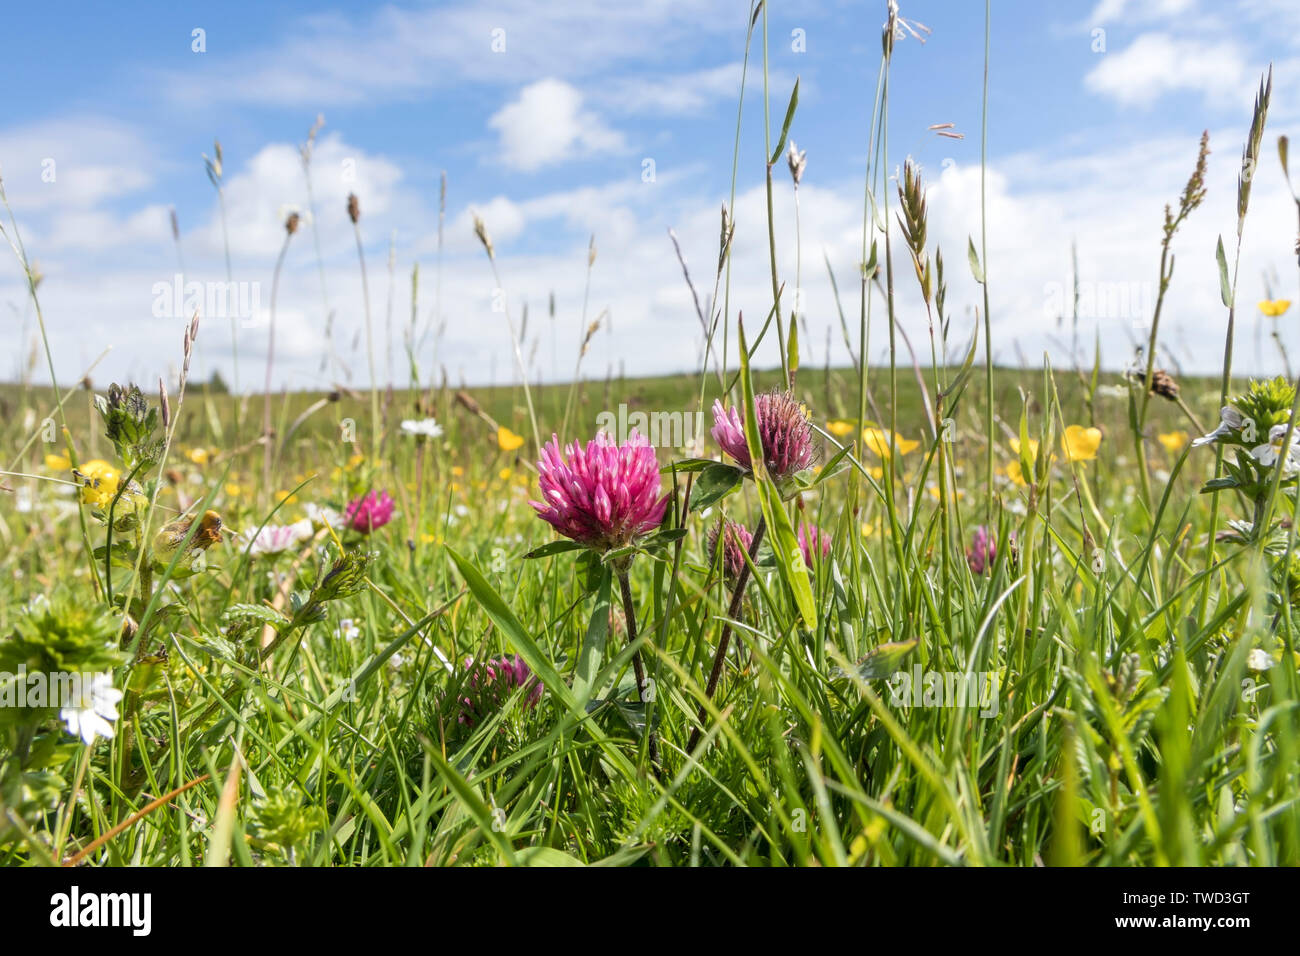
(1250, 423), (1300, 474)
(1192, 406), (1245, 447)
(400, 417), (444, 439)
(304, 502), (344, 529)
(1247, 648), (1274, 671)
(60, 673), (123, 746)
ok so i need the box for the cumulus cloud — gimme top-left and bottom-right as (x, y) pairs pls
(1084, 33), (1250, 107)
(487, 79), (625, 171)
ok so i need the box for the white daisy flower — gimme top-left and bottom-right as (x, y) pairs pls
(1192, 406), (1245, 447)
(244, 519), (314, 556)
(400, 417), (444, 439)
(60, 673), (123, 746)
(304, 502), (344, 529)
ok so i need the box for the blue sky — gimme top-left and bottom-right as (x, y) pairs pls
(1, 0), (1297, 393)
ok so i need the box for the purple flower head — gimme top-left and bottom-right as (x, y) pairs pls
(344, 490), (395, 533)
(457, 654), (543, 726)
(797, 522), (832, 569)
(708, 519), (754, 581)
(711, 390), (815, 484)
(966, 525), (996, 575)
(530, 431), (668, 551)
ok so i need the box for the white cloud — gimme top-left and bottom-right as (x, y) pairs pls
(1089, 0), (1197, 25)
(11, 122), (1299, 397)
(594, 63), (799, 116)
(157, 1), (742, 108)
(1084, 33), (1249, 107)
(488, 79), (624, 171)
(0, 118), (154, 212)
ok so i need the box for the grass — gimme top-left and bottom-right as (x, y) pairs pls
(0, 3), (1298, 868)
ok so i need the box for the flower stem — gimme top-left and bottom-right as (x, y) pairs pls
(686, 515), (767, 755)
(616, 569), (659, 774)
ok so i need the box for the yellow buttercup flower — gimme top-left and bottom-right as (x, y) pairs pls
(825, 420), (856, 438)
(79, 460), (118, 481)
(78, 473), (120, 508)
(1157, 430), (1188, 454)
(1259, 299), (1291, 317)
(497, 426), (525, 452)
(44, 453), (71, 471)
(224, 482), (242, 498)
(1005, 460), (1028, 487)
(1061, 425), (1102, 463)
(187, 447), (210, 465)
(861, 428), (919, 458)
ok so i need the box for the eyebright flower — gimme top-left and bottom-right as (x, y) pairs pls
(708, 519), (754, 581)
(1250, 423), (1300, 474)
(344, 490), (395, 533)
(1192, 406), (1245, 447)
(60, 672), (123, 746)
(966, 525), (997, 575)
(711, 391), (815, 483)
(400, 417), (444, 439)
(797, 523), (831, 569)
(456, 654), (543, 726)
(531, 431), (667, 552)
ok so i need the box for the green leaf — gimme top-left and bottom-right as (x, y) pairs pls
(659, 457), (716, 474)
(572, 566), (611, 705)
(640, 527), (688, 554)
(967, 236), (984, 284)
(523, 540), (585, 560)
(842, 639), (918, 680)
(811, 444), (853, 486)
(758, 479), (816, 628)
(516, 846), (585, 867)
(786, 314), (800, 378)
(862, 240), (878, 282)
(737, 317), (767, 483)
(1216, 235), (1231, 307)
(1017, 403), (1036, 486)
(689, 462), (745, 511)
(769, 77), (800, 166)
(1199, 476), (1239, 493)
